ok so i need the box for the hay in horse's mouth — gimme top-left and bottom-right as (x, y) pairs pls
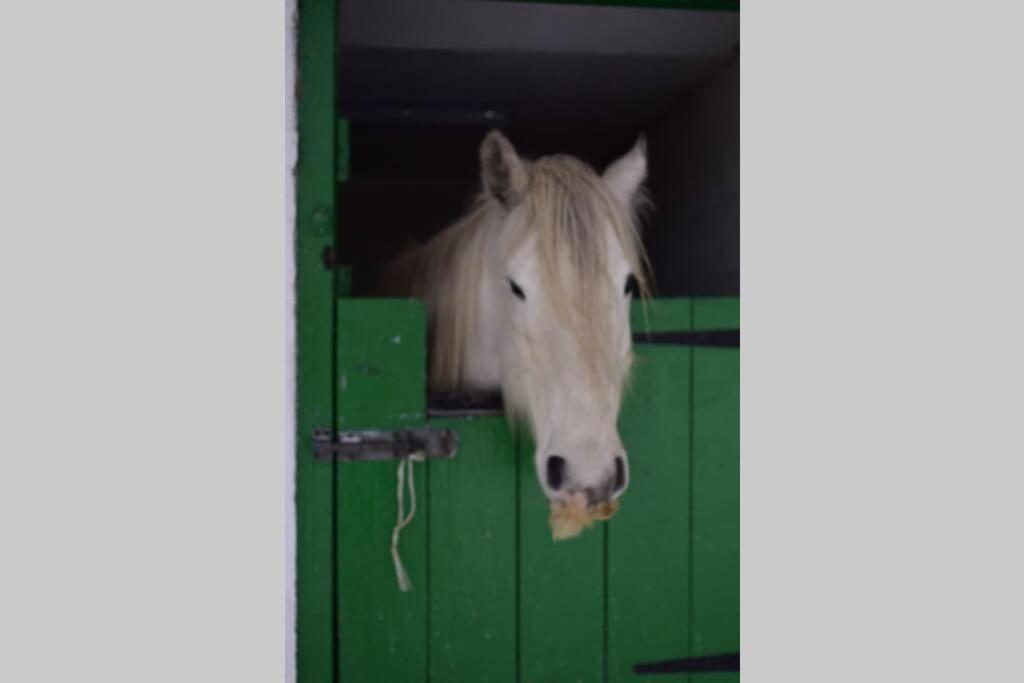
(549, 492), (620, 541)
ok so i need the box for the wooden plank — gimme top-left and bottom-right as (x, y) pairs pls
(428, 416), (518, 682)
(609, 298), (693, 682)
(519, 433), (605, 683)
(335, 299), (427, 432)
(335, 299), (429, 682)
(690, 298), (739, 683)
(295, 0), (337, 681)
(692, 297), (739, 333)
(631, 297), (693, 335)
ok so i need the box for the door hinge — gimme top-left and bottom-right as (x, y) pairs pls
(312, 427), (459, 462)
(633, 329), (739, 348)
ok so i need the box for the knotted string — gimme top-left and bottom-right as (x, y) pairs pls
(390, 453), (422, 592)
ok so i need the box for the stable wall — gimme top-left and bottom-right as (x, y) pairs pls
(648, 57), (740, 296)
(339, 58), (739, 298)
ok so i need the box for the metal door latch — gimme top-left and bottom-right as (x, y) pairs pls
(312, 427), (459, 462)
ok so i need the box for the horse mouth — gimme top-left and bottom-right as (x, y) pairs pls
(548, 492), (620, 541)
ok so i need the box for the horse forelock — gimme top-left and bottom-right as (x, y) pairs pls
(513, 156), (650, 393)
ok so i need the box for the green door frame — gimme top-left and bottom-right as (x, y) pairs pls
(295, 1), (337, 682)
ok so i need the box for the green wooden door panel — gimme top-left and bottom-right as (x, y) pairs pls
(691, 298), (739, 682)
(693, 298), (739, 332)
(609, 298), (693, 681)
(428, 416), (518, 682)
(295, 0), (337, 681)
(631, 298), (689, 333)
(518, 434), (605, 683)
(337, 460), (428, 681)
(324, 297), (738, 681)
(336, 299), (429, 681)
(336, 299), (427, 431)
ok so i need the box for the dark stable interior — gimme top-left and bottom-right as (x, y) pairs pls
(336, 1), (739, 297)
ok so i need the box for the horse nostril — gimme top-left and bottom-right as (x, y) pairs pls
(546, 455), (567, 491)
(613, 457), (627, 492)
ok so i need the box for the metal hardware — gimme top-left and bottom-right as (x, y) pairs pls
(312, 427), (459, 462)
(633, 329), (739, 348)
(321, 245), (335, 270)
(428, 391), (505, 418)
(634, 651), (740, 676)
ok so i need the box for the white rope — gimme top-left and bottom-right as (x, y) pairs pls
(390, 454), (421, 592)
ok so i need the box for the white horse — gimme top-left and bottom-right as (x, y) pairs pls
(379, 130), (650, 539)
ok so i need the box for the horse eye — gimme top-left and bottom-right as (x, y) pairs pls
(508, 277), (526, 301)
(624, 273), (640, 297)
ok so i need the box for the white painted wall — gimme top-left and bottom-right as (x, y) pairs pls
(285, 0), (297, 682)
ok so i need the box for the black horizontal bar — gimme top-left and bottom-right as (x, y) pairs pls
(428, 391), (505, 417)
(634, 652), (740, 675)
(633, 329), (739, 348)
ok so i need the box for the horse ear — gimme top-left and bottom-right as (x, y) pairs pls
(603, 135), (647, 207)
(480, 130), (527, 208)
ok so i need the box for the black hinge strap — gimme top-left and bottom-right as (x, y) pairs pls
(634, 652), (740, 675)
(633, 329), (739, 348)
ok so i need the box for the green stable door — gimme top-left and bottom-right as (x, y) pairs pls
(294, 2), (739, 679)
(331, 296), (738, 682)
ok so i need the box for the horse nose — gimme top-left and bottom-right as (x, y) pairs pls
(584, 456), (629, 504)
(545, 455), (567, 491)
(613, 456), (628, 494)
